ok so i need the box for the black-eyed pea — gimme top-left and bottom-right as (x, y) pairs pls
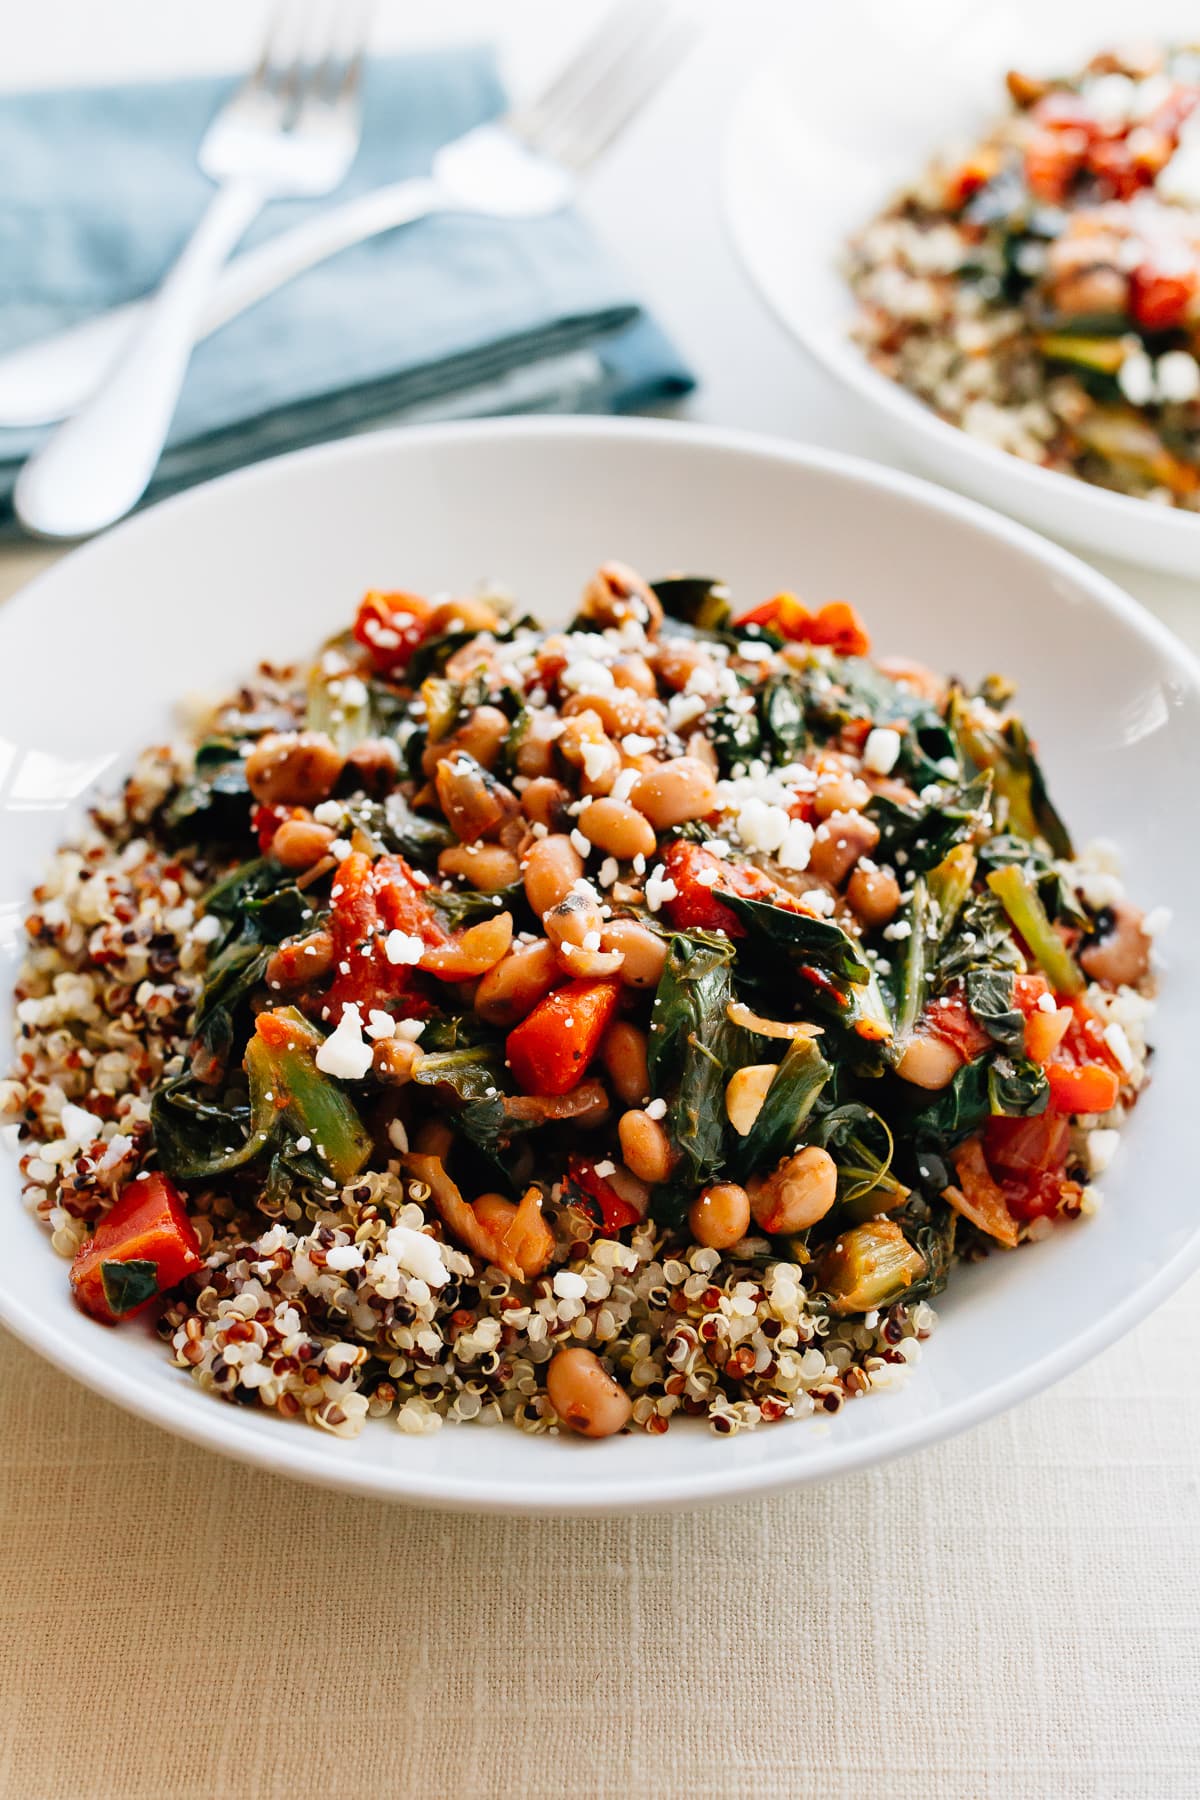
(545, 1346), (632, 1438)
(474, 937), (560, 1027)
(617, 1109), (675, 1185)
(437, 842), (522, 893)
(807, 810), (880, 886)
(846, 861), (902, 929)
(245, 732), (345, 806)
(631, 756), (717, 830)
(748, 1146), (838, 1235)
(578, 798), (657, 862)
(520, 777), (571, 831)
(689, 1182), (751, 1250)
(600, 1021), (651, 1107)
(522, 833), (583, 916)
(600, 919), (667, 989)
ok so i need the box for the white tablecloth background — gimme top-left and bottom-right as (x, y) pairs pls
(2, 5), (1197, 1795)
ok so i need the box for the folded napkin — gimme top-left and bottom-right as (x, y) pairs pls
(0, 48), (693, 529)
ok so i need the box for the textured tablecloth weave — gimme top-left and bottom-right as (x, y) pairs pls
(1, 1271), (1197, 1800)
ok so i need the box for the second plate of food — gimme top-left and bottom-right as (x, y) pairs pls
(724, 0), (1200, 576)
(1, 417), (1198, 1511)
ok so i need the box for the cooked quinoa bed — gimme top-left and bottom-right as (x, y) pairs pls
(847, 43), (1200, 507)
(2, 565), (1160, 1442)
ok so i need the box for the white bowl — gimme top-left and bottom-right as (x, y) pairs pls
(2, 417), (1198, 1512)
(723, 0), (1200, 578)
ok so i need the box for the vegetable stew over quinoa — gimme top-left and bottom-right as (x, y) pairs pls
(2, 566), (1163, 1441)
(847, 43), (1200, 507)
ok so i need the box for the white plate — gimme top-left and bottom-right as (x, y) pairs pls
(2, 417), (1199, 1512)
(723, 0), (1200, 578)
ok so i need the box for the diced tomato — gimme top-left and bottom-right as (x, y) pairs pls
(731, 594), (871, 657)
(69, 1173), (203, 1325)
(984, 1112), (1070, 1180)
(921, 989), (993, 1063)
(352, 589), (436, 674)
(1045, 1061), (1120, 1114)
(1011, 972), (1052, 1016)
(658, 840), (803, 938)
(322, 852), (445, 1023)
(945, 149), (1001, 208)
(506, 980), (621, 1097)
(1024, 128), (1084, 201)
(374, 855), (448, 951)
(1087, 136), (1144, 198)
(567, 1156), (641, 1232)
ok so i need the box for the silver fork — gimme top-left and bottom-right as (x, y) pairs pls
(14, 0), (374, 541)
(1, 2), (693, 459)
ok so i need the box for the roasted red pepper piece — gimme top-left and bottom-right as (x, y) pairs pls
(69, 1173), (203, 1325)
(658, 840), (800, 938)
(352, 589), (436, 673)
(567, 1155), (641, 1232)
(730, 594), (871, 656)
(506, 979), (622, 1097)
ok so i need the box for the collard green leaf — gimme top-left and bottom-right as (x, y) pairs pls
(949, 691), (1073, 858)
(100, 1259), (160, 1316)
(425, 882), (524, 932)
(706, 698), (761, 775)
(759, 676), (807, 762)
(965, 966), (1024, 1052)
(721, 893), (870, 985)
(808, 1101), (909, 1215)
(987, 1054), (1049, 1117)
(909, 1057), (991, 1149)
(163, 739), (253, 845)
(648, 933), (747, 1181)
(729, 1036), (831, 1183)
(867, 773), (992, 874)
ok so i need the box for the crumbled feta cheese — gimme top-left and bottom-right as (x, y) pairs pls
(580, 739), (612, 784)
(96, 1133), (133, 1172)
(326, 1245), (364, 1272)
(365, 1009), (397, 1040)
(393, 1018), (426, 1042)
(313, 800), (343, 826)
(1086, 1127), (1121, 1175)
(883, 919), (912, 941)
(1156, 349), (1200, 404)
(295, 1135), (312, 1153)
(695, 866), (720, 887)
(387, 1117), (410, 1153)
(552, 1270), (589, 1300)
(60, 1102), (103, 1149)
(610, 767), (640, 804)
(644, 864), (679, 913)
(645, 1097), (667, 1121)
(1103, 1022), (1134, 1071)
(1036, 991), (1058, 1013)
(777, 818), (815, 871)
(384, 930), (424, 967)
(736, 797), (790, 854)
(666, 691), (707, 730)
(314, 1003), (375, 1080)
(1157, 137), (1200, 207)
(582, 930), (602, 952)
(1118, 346), (1156, 407)
(802, 890), (837, 917)
(862, 726), (902, 775)
(598, 857), (619, 888)
(385, 1224), (449, 1288)
(593, 1160), (616, 1178)
(560, 658), (614, 694)
(621, 733), (656, 756)
(329, 837), (353, 861)
(570, 828), (591, 859)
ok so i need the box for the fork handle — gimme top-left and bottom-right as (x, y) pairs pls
(14, 178), (265, 539)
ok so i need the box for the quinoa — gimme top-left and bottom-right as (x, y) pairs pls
(3, 568), (1160, 1442)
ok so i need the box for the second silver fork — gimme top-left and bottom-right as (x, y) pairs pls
(14, 0), (373, 541)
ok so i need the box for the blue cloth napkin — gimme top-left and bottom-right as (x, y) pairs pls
(0, 47), (693, 528)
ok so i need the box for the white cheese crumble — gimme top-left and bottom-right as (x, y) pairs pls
(60, 1102), (104, 1149)
(610, 767), (640, 804)
(1103, 1022), (1134, 1072)
(314, 1003), (375, 1080)
(393, 1018), (426, 1043)
(570, 828), (591, 858)
(580, 739), (612, 784)
(1156, 349), (1200, 404)
(644, 864), (678, 913)
(384, 930), (424, 967)
(387, 1117), (410, 1153)
(1085, 1127), (1121, 1175)
(777, 818), (815, 871)
(294, 1136), (312, 1153)
(644, 1097), (668, 1121)
(385, 1223), (450, 1288)
(862, 726), (902, 775)
(736, 797), (790, 854)
(622, 733), (656, 756)
(1142, 905), (1172, 938)
(365, 1009), (397, 1040)
(593, 1160), (616, 1178)
(560, 658), (614, 694)
(883, 919), (912, 941)
(313, 800), (344, 826)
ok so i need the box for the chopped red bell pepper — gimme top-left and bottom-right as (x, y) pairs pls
(567, 1155), (641, 1232)
(70, 1173), (203, 1325)
(506, 979), (622, 1097)
(1130, 261), (1198, 334)
(730, 594), (871, 657)
(352, 589), (436, 674)
(1045, 1061), (1121, 1115)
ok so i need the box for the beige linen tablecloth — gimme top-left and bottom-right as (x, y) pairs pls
(1, 1284), (1197, 1800)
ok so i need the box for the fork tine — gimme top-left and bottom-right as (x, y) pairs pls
(254, 0), (310, 98)
(535, 11), (695, 172)
(508, 0), (654, 144)
(311, 0), (377, 106)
